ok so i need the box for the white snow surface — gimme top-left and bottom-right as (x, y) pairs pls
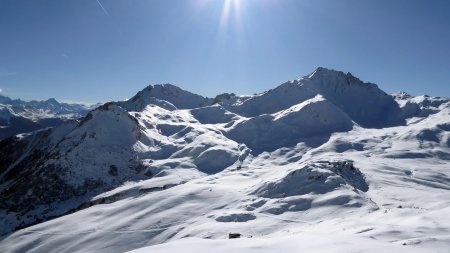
(0, 68), (449, 253)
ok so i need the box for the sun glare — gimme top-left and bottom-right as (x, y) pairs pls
(220, 0), (242, 30)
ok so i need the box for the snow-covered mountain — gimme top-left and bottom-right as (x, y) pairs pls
(220, 67), (405, 128)
(0, 67), (449, 253)
(0, 95), (97, 140)
(393, 91), (449, 119)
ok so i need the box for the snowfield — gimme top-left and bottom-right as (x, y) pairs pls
(0, 67), (449, 252)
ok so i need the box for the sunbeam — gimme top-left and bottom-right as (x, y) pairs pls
(219, 0), (242, 32)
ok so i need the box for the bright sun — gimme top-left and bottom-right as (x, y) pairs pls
(220, 0), (242, 29)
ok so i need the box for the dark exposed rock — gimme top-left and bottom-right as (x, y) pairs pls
(228, 233), (241, 239)
(109, 165), (119, 176)
(330, 161), (369, 192)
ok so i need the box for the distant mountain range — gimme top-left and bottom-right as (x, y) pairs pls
(0, 95), (99, 140)
(0, 67), (449, 253)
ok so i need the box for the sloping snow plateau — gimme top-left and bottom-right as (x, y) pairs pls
(0, 68), (449, 253)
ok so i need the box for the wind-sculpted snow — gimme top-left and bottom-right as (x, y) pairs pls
(252, 161), (368, 199)
(190, 105), (240, 124)
(193, 147), (239, 174)
(221, 80), (318, 117)
(227, 95), (354, 152)
(0, 67), (449, 252)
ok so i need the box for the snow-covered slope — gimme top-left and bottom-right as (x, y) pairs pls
(0, 95), (96, 140)
(119, 84), (212, 111)
(392, 91), (449, 119)
(226, 95), (354, 152)
(0, 67), (449, 253)
(221, 67), (404, 128)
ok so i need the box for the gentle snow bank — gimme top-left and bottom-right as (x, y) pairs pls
(126, 233), (430, 253)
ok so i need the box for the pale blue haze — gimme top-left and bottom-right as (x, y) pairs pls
(0, 0), (449, 103)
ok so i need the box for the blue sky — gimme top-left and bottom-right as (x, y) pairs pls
(0, 0), (449, 103)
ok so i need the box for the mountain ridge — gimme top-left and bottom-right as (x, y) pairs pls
(0, 94), (98, 140)
(0, 67), (449, 253)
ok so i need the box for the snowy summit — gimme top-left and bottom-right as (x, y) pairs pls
(0, 67), (449, 253)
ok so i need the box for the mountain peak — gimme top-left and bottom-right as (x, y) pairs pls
(309, 67), (341, 77)
(122, 83), (211, 111)
(307, 67), (363, 84)
(222, 67), (404, 128)
(141, 83), (182, 93)
(45, 98), (59, 104)
(392, 91), (412, 100)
